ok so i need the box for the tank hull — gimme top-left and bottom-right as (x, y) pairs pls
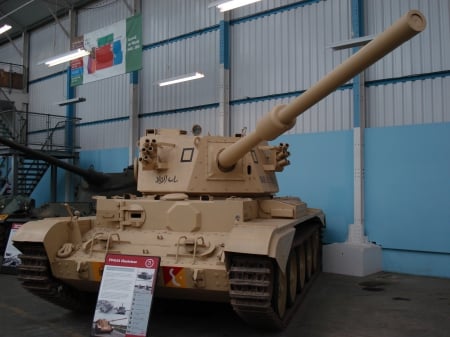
(13, 196), (323, 328)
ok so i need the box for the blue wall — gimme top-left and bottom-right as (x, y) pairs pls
(365, 123), (450, 278)
(277, 123), (450, 278)
(277, 131), (354, 244)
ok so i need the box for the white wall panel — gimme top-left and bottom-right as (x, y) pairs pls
(231, 0), (352, 101)
(226, 0), (312, 19)
(29, 16), (70, 81)
(76, 73), (130, 122)
(77, 0), (134, 34)
(367, 77), (450, 128)
(0, 36), (23, 65)
(142, 31), (219, 113)
(140, 106), (220, 136)
(231, 89), (352, 135)
(142, 0), (219, 45)
(28, 74), (68, 116)
(78, 120), (129, 150)
(364, 0), (450, 80)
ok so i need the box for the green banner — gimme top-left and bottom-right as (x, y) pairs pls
(126, 14), (142, 73)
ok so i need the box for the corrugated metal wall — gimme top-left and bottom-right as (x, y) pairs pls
(28, 75), (67, 115)
(231, 0), (351, 99)
(140, 106), (219, 136)
(364, 0), (450, 127)
(232, 89), (353, 134)
(15, 0), (450, 150)
(142, 32), (219, 113)
(27, 14), (71, 147)
(230, 0), (352, 133)
(28, 17), (70, 82)
(225, 0), (311, 19)
(140, 0), (220, 136)
(0, 36), (23, 64)
(142, 0), (219, 44)
(365, 0), (450, 79)
(367, 77), (450, 127)
(77, 0), (133, 33)
(78, 120), (129, 150)
(75, 0), (134, 150)
(76, 74), (130, 124)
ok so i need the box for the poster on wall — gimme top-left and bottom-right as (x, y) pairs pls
(91, 254), (159, 337)
(71, 14), (142, 87)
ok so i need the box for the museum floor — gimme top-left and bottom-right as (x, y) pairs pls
(0, 271), (449, 337)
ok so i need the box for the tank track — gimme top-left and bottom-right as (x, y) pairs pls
(15, 242), (95, 311)
(229, 219), (322, 329)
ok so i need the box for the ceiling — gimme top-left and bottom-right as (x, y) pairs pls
(0, 0), (97, 46)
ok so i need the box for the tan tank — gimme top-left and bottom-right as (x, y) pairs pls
(13, 10), (426, 329)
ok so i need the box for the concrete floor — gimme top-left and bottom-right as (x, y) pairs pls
(0, 271), (449, 337)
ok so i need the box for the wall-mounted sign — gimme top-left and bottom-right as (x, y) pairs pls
(71, 14), (142, 87)
(91, 254), (159, 337)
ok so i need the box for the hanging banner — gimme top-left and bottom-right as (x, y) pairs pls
(71, 14), (142, 87)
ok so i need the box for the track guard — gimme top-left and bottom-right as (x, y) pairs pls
(225, 224), (295, 273)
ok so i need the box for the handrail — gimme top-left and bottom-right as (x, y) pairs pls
(0, 109), (81, 152)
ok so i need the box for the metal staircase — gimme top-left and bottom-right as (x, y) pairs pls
(12, 119), (70, 196)
(15, 158), (50, 196)
(0, 89), (79, 197)
(0, 100), (15, 139)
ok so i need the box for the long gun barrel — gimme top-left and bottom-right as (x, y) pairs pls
(0, 136), (109, 185)
(218, 10), (426, 170)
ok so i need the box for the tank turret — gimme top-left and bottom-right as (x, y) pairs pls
(136, 10), (426, 198)
(13, 10), (426, 330)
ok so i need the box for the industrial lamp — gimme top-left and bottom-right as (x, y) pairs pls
(39, 48), (90, 67)
(209, 0), (262, 12)
(157, 72), (205, 87)
(0, 24), (12, 35)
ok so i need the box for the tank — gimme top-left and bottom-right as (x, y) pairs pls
(0, 194), (34, 256)
(12, 10), (426, 329)
(0, 136), (139, 205)
(0, 136), (138, 259)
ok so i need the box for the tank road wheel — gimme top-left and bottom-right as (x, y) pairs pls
(229, 255), (290, 329)
(286, 250), (298, 307)
(311, 230), (321, 273)
(273, 263), (287, 318)
(305, 239), (313, 281)
(296, 244), (306, 292)
(229, 220), (323, 329)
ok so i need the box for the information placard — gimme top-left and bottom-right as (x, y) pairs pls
(1, 223), (22, 273)
(91, 254), (160, 337)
